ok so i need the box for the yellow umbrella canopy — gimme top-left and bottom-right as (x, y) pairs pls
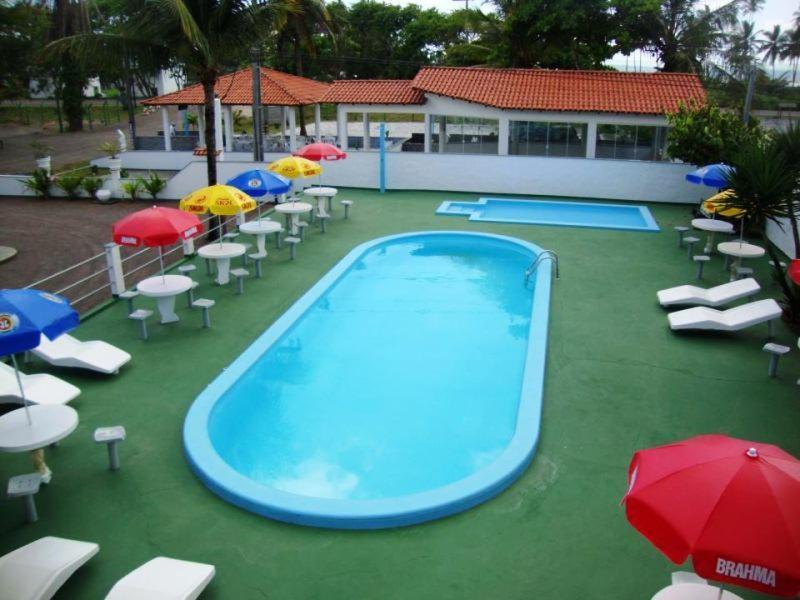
(701, 190), (746, 219)
(267, 156), (322, 179)
(179, 185), (257, 216)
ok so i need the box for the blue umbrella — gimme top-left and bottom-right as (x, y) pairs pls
(686, 163), (734, 188)
(0, 289), (79, 424)
(226, 169), (291, 198)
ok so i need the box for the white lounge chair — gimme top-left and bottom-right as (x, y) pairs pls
(0, 536), (98, 600)
(0, 362), (80, 406)
(31, 334), (131, 375)
(657, 278), (760, 307)
(668, 298), (782, 332)
(105, 557), (215, 600)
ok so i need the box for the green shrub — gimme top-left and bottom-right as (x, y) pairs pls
(141, 172), (166, 199)
(121, 179), (142, 201)
(100, 139), (121, 158)
(21, 168), (51, 199)
(82, 176), (103, 198)
(56, 173), (84, 198)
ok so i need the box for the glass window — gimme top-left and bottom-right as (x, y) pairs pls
(430, 115), (500, 154)
(595, 124), (669, 161)
(508, 120), (588, 157)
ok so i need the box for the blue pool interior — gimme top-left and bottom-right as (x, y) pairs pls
(437, 197), (660, 232)
(207, 234), (534, 502)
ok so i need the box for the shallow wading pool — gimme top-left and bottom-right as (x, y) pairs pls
(183, 232), (552, 528)
(437, 197), (660, 232)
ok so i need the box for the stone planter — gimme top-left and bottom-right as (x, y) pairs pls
(35, 156), (51, 176)
(96, 189), (112, 204)
(107, 158), (122, 192)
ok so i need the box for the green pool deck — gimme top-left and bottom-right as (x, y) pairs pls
(1, 190), (797, 600)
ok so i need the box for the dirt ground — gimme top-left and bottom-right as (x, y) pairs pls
(0, 196), (190, 310)
(0, 110), (162, 174)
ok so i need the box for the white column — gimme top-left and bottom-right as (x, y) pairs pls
(197, 107), (206, 148)
(362, 113), (369, 152)
(281, 107), (287, 141)
(104, 243), (125, 295)
(498, 115), (509, 156)
(438, 115), (446, 154)
(223, 105), (234, 152)
(288, 108), (297, 152)
(161, 107), (171, 151)
(586, 121), (597, 159)
(337, 106), (347, 149)
(214, 98), (224, 160)
(423, 114), (431, 153)
(314, 104), (322, 142)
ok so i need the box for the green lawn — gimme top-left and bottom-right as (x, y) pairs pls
(1, 190), (796, 599)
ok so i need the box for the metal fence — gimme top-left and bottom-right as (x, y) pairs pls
(22, 213), (237, 315)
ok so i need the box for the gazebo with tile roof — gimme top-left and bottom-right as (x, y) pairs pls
(142, 67), (330, 153)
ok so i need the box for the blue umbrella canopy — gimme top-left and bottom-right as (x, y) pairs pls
(0, 289), (79, 424)
(226, 170), (291, 198)
(685, 163), (734, 188)
(0, 289), (78, 356)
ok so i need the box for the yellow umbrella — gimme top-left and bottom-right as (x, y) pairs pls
(179, 185), (257, 216)
(701, 190), (746, 219)
(267, 156), (322, 180)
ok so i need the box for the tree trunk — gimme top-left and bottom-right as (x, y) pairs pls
(61, 56), (85, 132)
(788, 197), (800, 258)
(201, 68), (222, 241)
(294, 39), (307, 137)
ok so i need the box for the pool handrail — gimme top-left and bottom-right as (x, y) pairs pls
(525, 250), (559, 284)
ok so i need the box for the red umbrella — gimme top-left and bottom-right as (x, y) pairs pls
(623, 434), (800, 597)
(112, 206), (203, 278)
(293, 142), (347, 162)
(788, 259), (800, 286)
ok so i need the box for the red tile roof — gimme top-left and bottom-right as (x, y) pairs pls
(411, 67), (706, 115)
(142, 68), (329, 106)
(320, 80), (425, 105)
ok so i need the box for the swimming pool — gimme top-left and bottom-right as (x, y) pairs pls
(184, 232), (551, 528)
(437, 197), (659, 232)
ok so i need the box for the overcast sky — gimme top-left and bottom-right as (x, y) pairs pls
(361, 0), (799, 69)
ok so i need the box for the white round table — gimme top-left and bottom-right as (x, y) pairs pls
(652, 583), (743, 600)
(692, 218), (734, 254)
(239, 220), (282, 255)
(304, 186), (338, 217)
(717, 241), (765, 282)
(274, 202), (313, 236)
(136, 274), (194, 323)
(197, 242), (247, 285)
(0, 405), (78, 453)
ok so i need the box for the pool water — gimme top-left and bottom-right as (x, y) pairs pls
(184, 232), (551, 528)
(437, 197), (659, 232)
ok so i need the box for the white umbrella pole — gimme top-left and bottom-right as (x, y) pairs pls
(11, 354), (32, 426)
(158, 247), (166, 283)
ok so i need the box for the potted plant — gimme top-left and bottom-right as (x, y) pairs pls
(81, 175), (104, 200)
(30, 140), (53, 175)
(141, 172), (166, 200)
(56, 173), (84, 199)
(101, 139), (123, 189)
(21, 168), (52, 199)
(121, 179), (143, 202)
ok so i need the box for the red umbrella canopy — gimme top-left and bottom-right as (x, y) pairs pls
(623, 434), (800, 597)
(112, 206), (203, 247)
(788, 259), (800, 286)
(294, 142), (347, 162)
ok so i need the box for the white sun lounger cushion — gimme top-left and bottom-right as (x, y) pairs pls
(0, 362), (80, 406)
(105, 557), (215, 600)
(0, 536), (99, 600)
(32, 334), (131, 375)
(657, 278), (760, 307)
(668, 299), (782, 331)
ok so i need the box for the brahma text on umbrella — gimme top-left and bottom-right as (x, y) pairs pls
(716, 558), (776, 588)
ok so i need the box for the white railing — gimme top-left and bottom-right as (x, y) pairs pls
(21, 212), (242, 314)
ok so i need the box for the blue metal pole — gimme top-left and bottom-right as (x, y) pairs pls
(379, 122), (386, 194)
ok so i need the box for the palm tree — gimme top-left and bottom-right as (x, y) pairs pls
(758, 25), (787, 78)
(274, 0), (335, 136)
(782, 27), (800, 85)
(725, 20), (758, 78)
(51, 0), (277, 187)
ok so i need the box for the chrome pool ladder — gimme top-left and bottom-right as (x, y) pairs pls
(524, 250), (559, 285)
